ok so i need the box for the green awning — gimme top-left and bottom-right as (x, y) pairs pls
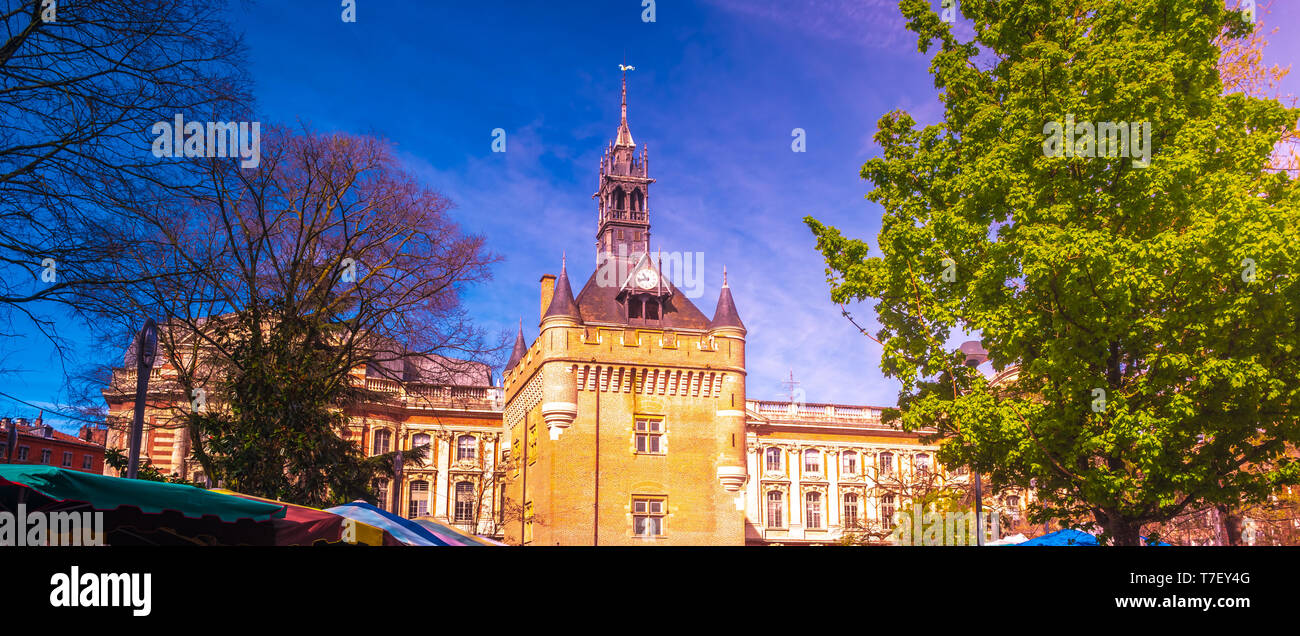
(0, 465), (285, 523)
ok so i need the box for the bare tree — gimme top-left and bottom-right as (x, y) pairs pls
(86, 126), (500, 501)
(0, 0), (248, 356)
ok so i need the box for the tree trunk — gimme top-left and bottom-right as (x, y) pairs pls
(1218, 505), (1242, 546)
(1103, 520), (1143, 546)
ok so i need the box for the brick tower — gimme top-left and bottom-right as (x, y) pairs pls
(501, 75), (748, 545)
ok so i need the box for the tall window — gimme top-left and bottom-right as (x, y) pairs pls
(916, 454), (930, 475)
(805, 492), (823, 529)
(412, 433), (431, 464)
(633, 498), (665, 537)
(1006, 495), (1021, 521)
(61, 451), (72, 467)
(766, 491), (784, 528)
(373, 479), (390, 510)
(408, 480), (430, 518)
(880, 495), (897, 528)
(765, 447), (782, 472)
(803, 449), (821, 474)
(842, 451), (858, 476)
(457, 435), (476, 461)
(879, 452), (894, 476)
(454, 482), (475, 522)
(0, 444), (6, 458)
(372, 429), (391, 455)
(81, 455), (92, 470)
(843, 493), (860, 528)
(17, 446), (29, 461)
(634, 418), (664, 454)
(39, 449), (51, 464)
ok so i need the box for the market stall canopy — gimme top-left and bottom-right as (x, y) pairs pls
(413, 516), (506, 546)
(0, 465), (283, 545)
(325, 501), (450, 546)
(212, 489), (400, 546)
(0, 465), (283, 523)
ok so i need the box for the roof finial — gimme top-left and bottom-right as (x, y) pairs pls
(615, 62), (636, 147)
(723, 266), (729, 288)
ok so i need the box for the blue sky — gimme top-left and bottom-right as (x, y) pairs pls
(4, 0), (1299, 431)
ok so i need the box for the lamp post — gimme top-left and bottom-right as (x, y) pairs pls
(959, 340), (988, 545)
(127, 318), (159, 480)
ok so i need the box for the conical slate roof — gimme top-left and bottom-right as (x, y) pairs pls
(708, 269), (745, 332)
(542, 258), (581, 321)
(504, 322), (528, 373)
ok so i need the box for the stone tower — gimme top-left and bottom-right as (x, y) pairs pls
(501, 76), (748, 545)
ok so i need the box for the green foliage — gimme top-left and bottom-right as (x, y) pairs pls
(103, 447), (201, 486)
(808, 0), (1300, 544)
(190, 306), (426, 508)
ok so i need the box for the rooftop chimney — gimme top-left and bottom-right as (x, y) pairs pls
(539, 274), (556, 322)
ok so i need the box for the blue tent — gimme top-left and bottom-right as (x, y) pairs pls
(1015, 528), (1169, 546)
(324, 501), (450, 546)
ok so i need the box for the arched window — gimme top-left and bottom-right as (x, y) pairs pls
(879, 452), (894, 475)
(765, 447), (782, 472)
(842, 451), (858, 475)
(843, 493), (860, 528)
(454, 482), (475, 522)
(805, 492), (823, 529)
(408, 480), (429, 518)
(613, 187), (626, 211)
(880, 495), (896, 528)
(372, 429), (391, 456)
(412, 433), (431, 463)
(803, 449), (821, 474)
(644, 298), (659, 320)
(766, 491), (784, 528)
(632, 189), (644, 212)
(457, 435), (477, 461)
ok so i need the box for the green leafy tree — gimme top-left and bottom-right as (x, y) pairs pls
(191, 307), (427, 508)
(807, 0), (1300, 545)
(103, 447), (201, 486)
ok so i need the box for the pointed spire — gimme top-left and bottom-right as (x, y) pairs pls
(543, 256), (581, 321)
(505, 319), (528, 373)
(709, 267), (745, 332)
(616, 72), (635, 147)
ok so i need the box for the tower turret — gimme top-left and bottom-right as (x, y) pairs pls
(594, 72), (655, 268)
(504, 320), (527, 374)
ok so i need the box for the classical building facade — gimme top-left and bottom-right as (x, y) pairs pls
(102, 353), (509, 539)
(1, 416), (106, 474)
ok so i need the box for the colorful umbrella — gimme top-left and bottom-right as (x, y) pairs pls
(413, 516), (505, 546)
(211, 489), (400, 546)
(325, 501), (450, 546)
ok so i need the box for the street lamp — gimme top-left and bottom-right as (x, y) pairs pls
(959, 340), (987, 545)
(127, 318), (158, 480)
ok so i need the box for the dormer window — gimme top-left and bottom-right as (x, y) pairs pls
(627, 295), (660, 325)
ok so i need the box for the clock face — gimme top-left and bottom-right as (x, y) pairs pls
(635, 268), (659, 290)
